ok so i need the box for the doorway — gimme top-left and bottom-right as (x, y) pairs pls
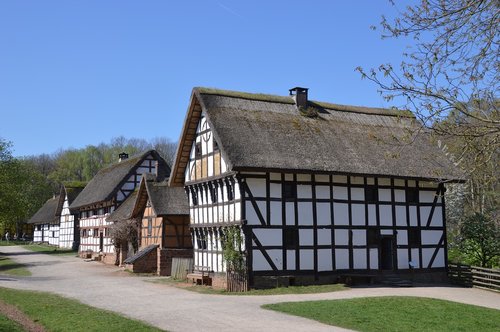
(380, 236), (394, 270)
(99, 232), (104, 252)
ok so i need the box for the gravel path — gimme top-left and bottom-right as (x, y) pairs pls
(0, 246), (498, 332)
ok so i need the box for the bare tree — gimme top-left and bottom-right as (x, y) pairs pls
(357, 0), (499, 163)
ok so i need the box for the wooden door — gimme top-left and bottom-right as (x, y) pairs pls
(99, 232), (104, 252)
(380, 236), (394, 270)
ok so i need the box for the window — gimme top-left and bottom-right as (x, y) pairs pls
(365, 186), (378, 203)
(406, 188), (419, 204)
(283, 182), (297, 201)
(195, 142), (202, 158)
(367, 228), (379, 246)
(214, 140), (219, 151)
(209, 184), (217, 203)
(196, 231), (207, 250)
(93, 228), (99, 238)
(36, 225), (41, 231)
(147, 218), (152, 237)
(226, 180), (234, 201)
(52, 231), (55, 238)
(82, 229), (87, 238)
(408, 228), (421, 247)
(283, 227), (299, 249)
(191, 189), (198, 206)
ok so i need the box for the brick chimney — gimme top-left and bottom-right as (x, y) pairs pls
(289, 87), (309, 108)
(118, 152), (129, 162)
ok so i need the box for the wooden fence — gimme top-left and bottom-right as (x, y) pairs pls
(448, 263), (500, 292)
(226, 271), (248, 292)
(171, 257), (193, 280)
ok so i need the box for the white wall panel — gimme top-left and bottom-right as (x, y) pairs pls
(335, 249), (349, 269)
(297, 185), (312, 198)
(247, 178), (266, 197)
(270, 183), (281, 198)
(285, 203), (295, 225)
(318, 249), (333, 271)
(300, 250), (314, 269)
(351, 204), (365, 226)
(379, 189), (391, 201)
(431, 207), (443, 226)
(270, 202), (282, 225)
(253, 229), (282, 246)
(352, 230), (366, 246)
(421, 230), (442, 245)
(398, 249), (409, 269)
(286, 250), (295, 270)
(333, 203), (349, 225)
(317, 229), (331, 245)
(351, 188), (364, 201)
(397, 230), (408, 245)
(370, 249), (378, 269)
(409, 206), (418, 226)
(368, 205), (377, 226)
(335, 229), (349, 246)
(379, 205), (392, 226)
(316, 203), (331, 225)
(333, 186), (348, 199)
(298, 202), (313, 225)
(353, 249), (367, 269)
(299, 229), (313, 246)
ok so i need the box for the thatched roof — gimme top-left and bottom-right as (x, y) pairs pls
(70, 150), (170, 210)
(27, 195), (63, 225)
(106, 191), (138, 223)
(170, 87), (464, 186)
(143, 180), (189, 216)
(106, 175), (188, 223)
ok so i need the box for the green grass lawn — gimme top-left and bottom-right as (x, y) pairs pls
(150, 278), (347, 295)
(0, 313), (24, 332)
(0, 287), (164, 332)
(22, 244), (76, 256)
(0, 257), (31, 276)
(0, 240), (27, 247)
(263, 296), (500, 332)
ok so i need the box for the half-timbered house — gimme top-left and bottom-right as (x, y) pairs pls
(58, 183), (85, 250)
(69, 150), (169, 264)
(169, 87), (464, 288)
(107, 173), (192, 275)
(28, 194), (64, 245)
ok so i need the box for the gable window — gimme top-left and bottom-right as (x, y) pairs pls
(408, 227), (421, 247)
(36, 225), (41, 231)
(283, 182), (297, 201)
(147, 218), (152, 237)
(195, 142), (202, 158)
(283, 227), (299, 249)
(406, 188), (419, 204)
(365, 186), (378, 203)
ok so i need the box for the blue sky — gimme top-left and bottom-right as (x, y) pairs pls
(0, 1), (410, 157)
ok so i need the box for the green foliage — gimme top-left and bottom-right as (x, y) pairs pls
(221, 226), (245, 272)
(457, 213), (499, 268)
(0, 287), (162, 331)
(263, 296), (500, 332)
(0, 137), (53, 235)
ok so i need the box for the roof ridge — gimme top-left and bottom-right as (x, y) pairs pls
(195, 87), (414, 118)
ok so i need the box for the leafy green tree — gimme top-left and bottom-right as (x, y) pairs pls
(458, 213), (499, 268)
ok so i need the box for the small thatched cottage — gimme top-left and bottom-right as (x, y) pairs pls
(169, 87), (464, 289)
(28, 194), (64, 245)
(69, 150), (169, 264)
(107, 173), (191, 275)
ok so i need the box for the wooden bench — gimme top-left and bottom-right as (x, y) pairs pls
(187, 266), (212, 286)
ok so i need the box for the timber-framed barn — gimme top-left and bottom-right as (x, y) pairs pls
(69, 150), (169, 264)
(107, 173), (192, 275)
(169, 87), (464, 288)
